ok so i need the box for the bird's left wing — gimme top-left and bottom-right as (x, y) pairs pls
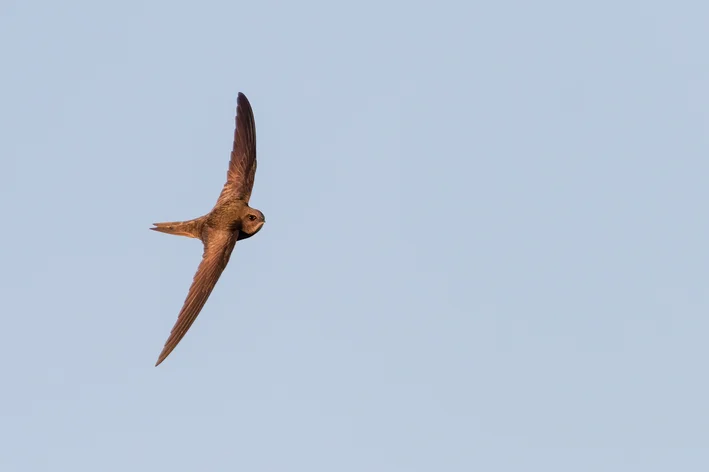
(155, 229), (238, 366)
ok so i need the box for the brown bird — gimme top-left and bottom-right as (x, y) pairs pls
(151, 93), (265, 366)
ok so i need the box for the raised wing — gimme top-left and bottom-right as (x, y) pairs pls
(215, 92), (257, 206)
(155, 229), (238, 366)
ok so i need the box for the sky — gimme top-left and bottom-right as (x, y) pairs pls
(1, 0), (709, 470)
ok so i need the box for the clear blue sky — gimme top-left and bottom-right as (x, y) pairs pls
(2, 1), (708, 470)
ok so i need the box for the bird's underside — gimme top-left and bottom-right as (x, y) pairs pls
(150, 92), (263, 367)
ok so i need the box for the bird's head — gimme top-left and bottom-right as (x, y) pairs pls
(240, 208), (265, 236)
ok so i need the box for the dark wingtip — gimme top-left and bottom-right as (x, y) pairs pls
(237, 92), (250, 108)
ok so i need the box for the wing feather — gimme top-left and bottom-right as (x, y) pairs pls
(155, 230), (238, 366)
(215, 92), (257, 206)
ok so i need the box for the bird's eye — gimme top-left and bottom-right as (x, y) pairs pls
(248, 214), (257, 221)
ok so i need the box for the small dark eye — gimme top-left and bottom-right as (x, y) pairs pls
(248, 214), (257, 221)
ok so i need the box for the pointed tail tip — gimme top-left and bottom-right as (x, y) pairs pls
(148, 219), (203, 238)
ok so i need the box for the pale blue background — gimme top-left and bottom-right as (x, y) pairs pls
(1, 1), (708, 470)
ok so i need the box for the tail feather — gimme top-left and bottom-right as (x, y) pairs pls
(150, 217), (205, 239)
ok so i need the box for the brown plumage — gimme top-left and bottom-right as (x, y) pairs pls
(151, 93), (265, 366)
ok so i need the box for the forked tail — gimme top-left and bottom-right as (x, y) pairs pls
(150, 216), (205, 239)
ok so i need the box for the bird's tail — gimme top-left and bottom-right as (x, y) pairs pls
(150, 216), (206, 239)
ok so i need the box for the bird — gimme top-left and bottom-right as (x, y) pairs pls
(150, 92), (265, 366)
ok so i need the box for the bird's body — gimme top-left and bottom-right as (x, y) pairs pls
(151, 92), (264, 366)
(206, 199), (264, 235)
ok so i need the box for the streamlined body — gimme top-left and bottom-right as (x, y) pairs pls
(151, 93), (264, 366)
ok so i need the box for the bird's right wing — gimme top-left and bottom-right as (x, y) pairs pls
(155, 229), (238, 366)
(215, 92), (257, 206)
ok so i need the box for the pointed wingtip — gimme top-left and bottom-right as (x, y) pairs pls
(155, 353), (167, 367)
(155, 345), (173, 366)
